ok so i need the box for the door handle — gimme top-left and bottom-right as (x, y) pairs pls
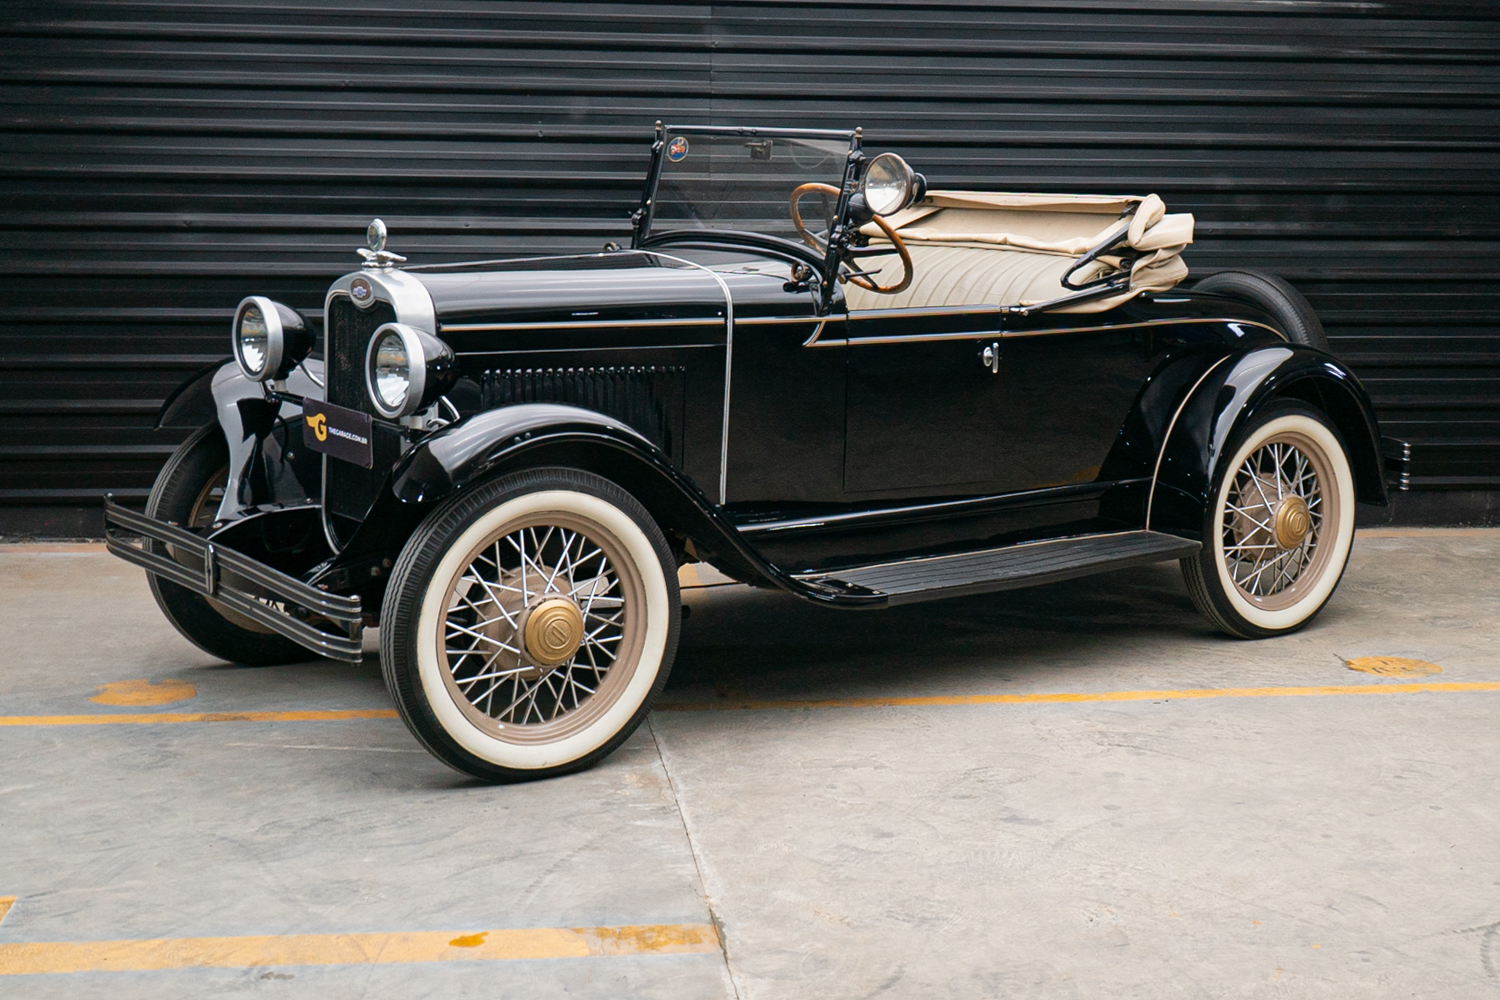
(981, 342), (999, 374)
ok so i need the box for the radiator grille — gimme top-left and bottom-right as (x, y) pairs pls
(324, 296), (397, 534)
(324, 297), (395, 415)
(480, 366), (686, 464)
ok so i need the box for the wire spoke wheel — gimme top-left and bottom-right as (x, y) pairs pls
(436, 513), (645, 743)
(1221, 435), (1328, 609)
(1181, 405), (1356, 638)
(383, 469), (679, 782)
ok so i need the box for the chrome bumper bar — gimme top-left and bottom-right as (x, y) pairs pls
(103, 496), (364, 662)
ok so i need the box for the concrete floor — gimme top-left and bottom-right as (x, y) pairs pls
(1, 528), (1498, 998)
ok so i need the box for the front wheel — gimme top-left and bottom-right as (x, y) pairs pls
(1181, 403), (1356, 638)
(380, 468), (680, 782)
(145, 423), (311, 666)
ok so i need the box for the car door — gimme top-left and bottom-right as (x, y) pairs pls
(840, 306), (1003, 498)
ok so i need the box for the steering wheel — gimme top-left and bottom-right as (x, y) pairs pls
(789, 182), (913, 295)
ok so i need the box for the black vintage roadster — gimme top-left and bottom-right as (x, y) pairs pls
(106, 124), (1407, 781)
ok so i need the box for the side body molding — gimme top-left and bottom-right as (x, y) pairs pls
(1148, 345), (1387, 537)
(385, 403), (880, 605)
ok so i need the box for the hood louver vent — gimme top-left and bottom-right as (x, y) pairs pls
(480, 366), (686, 464)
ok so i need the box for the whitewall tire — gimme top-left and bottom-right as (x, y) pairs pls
(381, 468), (680, 781)
(1181, 403), (1356, 638)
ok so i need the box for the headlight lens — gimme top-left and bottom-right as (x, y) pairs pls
(237, 304), (270, 376)
(372, 331), (412, 413)
(233, 296), (311, 383)
(365, 323), (456, 420)
(861, 152), (915, 217)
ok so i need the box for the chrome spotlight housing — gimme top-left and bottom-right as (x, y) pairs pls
(364, 322), (457, 420)
(232, 296), (313, 382)
(859, 152), (925, 217)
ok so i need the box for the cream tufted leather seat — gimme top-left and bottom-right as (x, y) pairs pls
(843, 245), (1077, 312)
(843, 191), (1194, 314)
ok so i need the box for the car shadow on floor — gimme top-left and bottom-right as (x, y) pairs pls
(664, 561), (1219, 704)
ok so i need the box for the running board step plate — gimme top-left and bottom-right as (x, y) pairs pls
(798, 531), (1200, 606)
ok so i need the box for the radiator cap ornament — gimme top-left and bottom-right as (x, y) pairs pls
(357, 217), (407, 269)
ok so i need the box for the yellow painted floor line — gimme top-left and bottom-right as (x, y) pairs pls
(7, 682), (1498, 728)
(0, 922), (720, 975)
(0, 709), (398, 728)
(658, 681), (1500, 712)
(0, 898), (13, 925)
(1359, 527), (1500, 537)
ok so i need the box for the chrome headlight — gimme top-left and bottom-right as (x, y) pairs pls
(233, 296), (312, 382)
(860, 152), (921, 217)
(365, 323), (456, 419)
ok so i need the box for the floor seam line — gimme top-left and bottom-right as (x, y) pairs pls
(648, 715), (744, 1000)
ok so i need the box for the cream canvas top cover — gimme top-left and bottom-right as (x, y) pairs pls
(848, 191), (1195, 313)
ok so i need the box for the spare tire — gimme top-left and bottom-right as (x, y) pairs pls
(1193, 269), (1329, 352)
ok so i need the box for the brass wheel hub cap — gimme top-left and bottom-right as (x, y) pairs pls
(1273, 494), (1312, 550)
(522, 597), (585, 667)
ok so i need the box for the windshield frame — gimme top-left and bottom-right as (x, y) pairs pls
(631, 123), (864, 289)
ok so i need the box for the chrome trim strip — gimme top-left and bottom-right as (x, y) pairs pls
(735, 313), (836, 347)
(319, 446), (338, 553)
(1144, 354), (1233, 531)
(1001, 317), (1284, 340)
(813, 329), (999, 348)
(635, 250), (735, 505)
(805, 306), (995, 348)
(441, 316), (719, 333)
(807, 315), (1285, 348)
(736, 314), (840, 326)
(847, 305), (1000, 322)
(406, 249), (639, 274)
(454, 343), (721, 357)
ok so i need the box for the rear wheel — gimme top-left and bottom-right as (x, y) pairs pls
(145, 424), (311, 666)
(1181, 403), (1355, 638)
(380, 468), (680, 782)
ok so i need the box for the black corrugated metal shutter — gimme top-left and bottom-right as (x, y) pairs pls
(3, 0), (1497, 533)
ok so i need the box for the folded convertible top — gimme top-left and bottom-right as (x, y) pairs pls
(853, 191), (1195, 314)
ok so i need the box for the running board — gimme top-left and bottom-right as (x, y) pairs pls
(796, 531), (1200, 606)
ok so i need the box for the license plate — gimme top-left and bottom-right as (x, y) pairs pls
(302, 399), (374, 469)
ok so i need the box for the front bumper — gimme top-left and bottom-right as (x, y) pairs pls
(103, 497), (365, 662)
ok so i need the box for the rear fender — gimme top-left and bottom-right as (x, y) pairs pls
(1148, 346), (1387, 538)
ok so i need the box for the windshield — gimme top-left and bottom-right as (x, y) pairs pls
(649, 129), (853, 242)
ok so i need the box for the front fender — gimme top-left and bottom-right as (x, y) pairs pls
(385, 403), (778, 586)
(156, 357), (231, 430)
(1149, 345), (1386, 537)
(391, 404), (655, 502)
(208, 359), (325, 524)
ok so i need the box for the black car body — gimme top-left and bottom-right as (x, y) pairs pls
(107, 124), (1408, 780)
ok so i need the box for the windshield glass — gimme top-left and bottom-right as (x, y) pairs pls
(650, 130), (852, 242)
